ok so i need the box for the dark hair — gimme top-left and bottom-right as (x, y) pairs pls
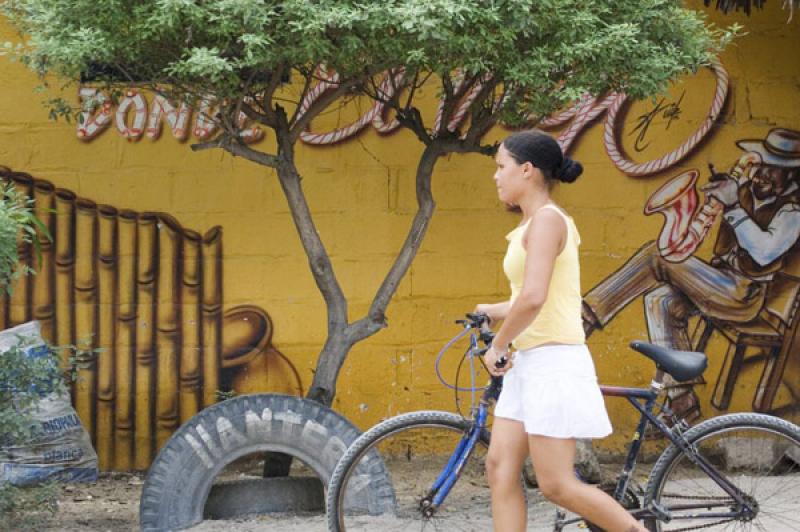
(502, 130), (583, 184)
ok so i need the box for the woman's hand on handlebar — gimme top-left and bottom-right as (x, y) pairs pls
(485, 346), (512, 377)
(474, 302), (510, 325)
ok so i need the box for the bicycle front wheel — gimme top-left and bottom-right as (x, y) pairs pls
(645, 413), (800, 531)
(326, 410), (491, 532)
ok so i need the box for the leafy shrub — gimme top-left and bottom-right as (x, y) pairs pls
(0, 181), (59, 529)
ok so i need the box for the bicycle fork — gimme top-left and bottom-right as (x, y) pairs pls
(421, 403), (492, 517)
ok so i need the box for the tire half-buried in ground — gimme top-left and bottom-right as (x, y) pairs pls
(139, 393), (388, 531)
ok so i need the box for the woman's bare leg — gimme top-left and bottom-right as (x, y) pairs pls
(528, 435), (646, 532)
(486, 417), (530, 532)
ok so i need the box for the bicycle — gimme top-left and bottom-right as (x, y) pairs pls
(326, 313), (800, 531)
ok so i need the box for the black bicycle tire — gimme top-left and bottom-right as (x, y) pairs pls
(326, 410), (490, 532)
(644, 412), (800, 531)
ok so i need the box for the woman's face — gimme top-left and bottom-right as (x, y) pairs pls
(494, 144), (531, 205)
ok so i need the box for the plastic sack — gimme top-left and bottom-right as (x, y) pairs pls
(0, 321), (98, 486)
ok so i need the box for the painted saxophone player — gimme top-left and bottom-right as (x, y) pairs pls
(582, 128), (800, 420)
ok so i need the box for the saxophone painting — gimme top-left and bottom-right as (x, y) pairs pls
(582, 127), (800, 422)
(0, 167), (302, 471)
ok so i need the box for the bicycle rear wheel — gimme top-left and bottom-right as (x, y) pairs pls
(326, 411), (491, 531)
(645, 413), (800, 531)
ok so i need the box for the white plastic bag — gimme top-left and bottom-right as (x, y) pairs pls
(0, 321), (98, 486)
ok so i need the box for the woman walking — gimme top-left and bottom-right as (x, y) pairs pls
(476, 130), (646, 532)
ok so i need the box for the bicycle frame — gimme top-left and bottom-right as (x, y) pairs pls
(557, 383), (758, 527)
(424, 380), (500, 512)
(412, 318), (498, 513)
(424, 316), (756, 527)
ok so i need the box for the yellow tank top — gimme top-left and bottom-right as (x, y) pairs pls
(503, 204), (586, 350)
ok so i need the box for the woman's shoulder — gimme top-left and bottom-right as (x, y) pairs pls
(529, 204), (579, 248)
(537, 203), (572, 220)
(531, 204), (570, 231)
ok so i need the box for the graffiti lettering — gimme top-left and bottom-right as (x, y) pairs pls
(629, 90), (686, 152)
(77, 89), (263, 144)
(75, 63), (728, 177)
(216, 416), (247, 451)
(195, 424), (222, 459)
(244, 408), (273, 439)
(274, 409), (303, 439)
(184, 433), (215, 469)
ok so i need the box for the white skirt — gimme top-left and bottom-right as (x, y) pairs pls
(493, 344), (612, 439)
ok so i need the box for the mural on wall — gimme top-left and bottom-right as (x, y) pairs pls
(582, 128), (800, 419)
(76, 63), (730, 180)
(0, 167), (302, 471)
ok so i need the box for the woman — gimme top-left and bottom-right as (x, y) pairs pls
(476, 130), (646, 532)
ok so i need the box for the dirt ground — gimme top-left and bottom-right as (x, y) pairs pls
(32, 471), (559, 532)
(36, 473), (143, 532)
(26, 463), (622, 532)
(21, 458), (800, 531)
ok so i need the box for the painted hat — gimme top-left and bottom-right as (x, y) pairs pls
(736, 128), (800, 168)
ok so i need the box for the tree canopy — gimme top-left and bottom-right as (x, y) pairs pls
(3, 0), (733, 141)
(1, 0), (735, 407)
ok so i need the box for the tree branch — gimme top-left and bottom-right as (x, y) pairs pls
(348, 142), (443, 342)
(189, 137), (224, 152)
(288, 66), (314, 127)
(436, 73), (481, 137)
(216, 135), (280, 167)
(273, 111), (348, 329)
(288, 73), (366, 143)
(462, 77), (500, 145)
(240, 101), (276, 127)
(259, 62), (286, 124)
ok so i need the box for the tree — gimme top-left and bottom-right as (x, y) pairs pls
(1, 0), (734, 411)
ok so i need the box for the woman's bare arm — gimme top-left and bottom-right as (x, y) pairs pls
(474, 301), (512, 324)
(486, 209), (566, 371)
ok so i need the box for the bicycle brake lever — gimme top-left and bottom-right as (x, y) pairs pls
(466, 312), (491, 328)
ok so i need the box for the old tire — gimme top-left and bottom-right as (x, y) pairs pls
(139, 393), (386, 531)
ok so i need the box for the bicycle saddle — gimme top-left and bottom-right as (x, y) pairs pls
(629, 341), (708, 382)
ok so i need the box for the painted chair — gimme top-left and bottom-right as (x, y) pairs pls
(694, 273), (800, 413)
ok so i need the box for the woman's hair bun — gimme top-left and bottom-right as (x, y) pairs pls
(556, 158), (583, 183)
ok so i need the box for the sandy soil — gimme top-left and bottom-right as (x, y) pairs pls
(22, 461), (799, 531)
(37, 473), (143, 532)
(32, 472), (563, 532)
(25, 466), (615, 532)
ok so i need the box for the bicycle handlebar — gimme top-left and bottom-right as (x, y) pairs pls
(457, 313), (507, 369)
(435, 313), (505, 403)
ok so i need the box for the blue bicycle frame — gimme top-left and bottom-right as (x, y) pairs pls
(423, 316), (756, 526)
(424, 323), (501, 513)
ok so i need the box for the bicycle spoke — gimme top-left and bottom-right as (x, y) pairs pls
(331, 413), (493, 531)
(647, 418), (800, 532)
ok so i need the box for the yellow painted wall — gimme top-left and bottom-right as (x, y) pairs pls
(1, 1), (798, 465)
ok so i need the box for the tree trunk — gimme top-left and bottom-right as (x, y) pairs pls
(305, 142), (442, 407)
(263, 120), (351, 476)
(305, 330), (353, 406)
(262, 131), (442, 476)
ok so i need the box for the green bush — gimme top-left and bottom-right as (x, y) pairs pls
(0, 182), (46, 295)
(0, 342), (62, 531)
(0, 181), (60, 530)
